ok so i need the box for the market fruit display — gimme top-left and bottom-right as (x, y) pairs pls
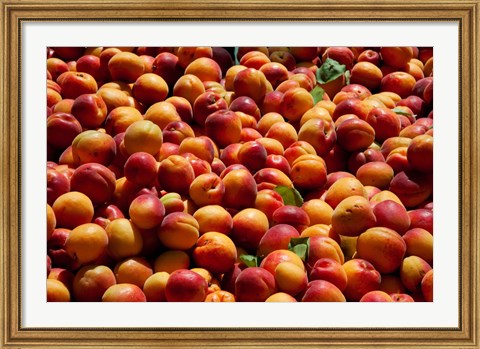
(46, 46), (434, 302)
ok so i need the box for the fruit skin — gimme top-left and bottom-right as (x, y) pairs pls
(280, 87), (314, 122)
(301, 280), (346, 302)
(105, 218), (143, 261)
(240, 50), (270, 69)
(47, 112), (83, 150)
(400, 256), (432, 292)
(254, 189), (284, 223)
(322, 46), (354, 69)
(76, 54), (103, 81)
(297, 119), (337, 156)
(235, 267), (277, 302)
(372, 199), (411, 235)
(47, 57), (69, 80)
(332, 98), (370, 121)
(129, 194), (165, 230)
(108, 52), (145, 83)
(274, 262), (308, 296)
(421, 269), (434, 301)
(48, 268), (75, 291)
(342, 258), (382, 301)
(265, 121), (299, 150)
(359, 290), (393, 302)
(71, 93), (108, 129)
(380, 136), (412, 158)
(205, 290), (236, 302)
(47, 203), (57, 240)
(47, 169), (70, 207)
(59, 71), (98, 99)
(307, 236), (345, 273)
(185, 57), (222, 82)
(211, 47), (234, 76)
(154, 250), (190, 274)
(257, 224), (299, 257)
(390, 293), (415, 302)
(178, 136), (216, 164)
(72, 130), (117, 166)
(356, 227), (407, 274)
(152, 52), (183, 87)
(254, 167), (293, 190)
(408, 208), (433, 234)
(259, 62), (289, 89)
(123, 120), (163, 156)
(290, 154), (327, 191)
(230, 208), (269, 251)
(102, 283), (147, 302)
(65, 223), (108, 266)
(47, 279), (71, 302)
(269, 50), (296, 71)
(324, 176), (367, 209)
(52, 191), (94, 230)
(204, 110), (242, 149)
(233, 68), (270, 104)
(265, 154), (291, 175)
(222, 169), (258, 210)
(189, 173), (225, 207)
(177, 47), (213, 69)
(380, 47), (413, 69)
(272, 205), (310, 233)
(237, 141), (268, 173)
(72, 265), (116, 302)
(123, 152), (158, 187)
(336, 118), (376, 153)
(402, 228), (433, 265)
(331, 195), (376, 237)
(132, 73), (169, 106)
(309, 258), (348, 292)
(114, 257), (153, 289)
(157, 212), (199, 251)
(301, 199), (333, 226)
(356, 161), (394, 190)
(70, 163), (116, 206)
(365, 107), (401, 143)
(389, 170), (433, 208)
(143, 272), (170, 302)
(407, 134), (433, 173)
(350, 61), (383, 90)
(193, 205), (232, 236)
(380, 71), (416, 99)
(193, 91), (228, 126)
(47, 228), (81, 270)
(265, 292), (297, 302)
(259, 249), (305, 276)
(158, 155), (195, 195)
(193, 232), (237, 275)
(165, 269), (208, 302)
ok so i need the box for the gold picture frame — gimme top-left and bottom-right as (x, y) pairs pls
(1, 0), (479, 347)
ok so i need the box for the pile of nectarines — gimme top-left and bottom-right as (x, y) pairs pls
(47, 46), (433, 302)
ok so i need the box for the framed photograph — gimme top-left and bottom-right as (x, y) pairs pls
(1, 0), (479, 348)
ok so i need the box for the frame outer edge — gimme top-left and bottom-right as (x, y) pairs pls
(1, 0), (479, 348)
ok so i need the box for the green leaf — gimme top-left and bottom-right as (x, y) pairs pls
(316, 58), (346, 84)
(392, 107), (415, 118)
(234, 47), (240, 65)
(310, 85), (325, 104)
(288, 237), (310, 262)
(344, 70), (351, 85)
(239, 254), (259, 268)
(274, 185), (304, 207)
